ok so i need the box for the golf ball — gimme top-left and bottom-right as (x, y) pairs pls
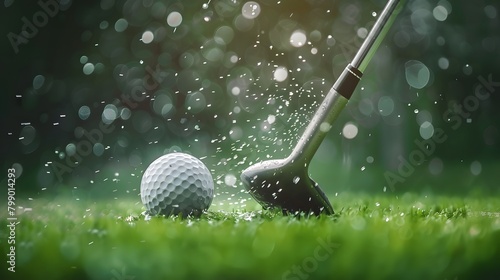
(140, 152), (214, 217)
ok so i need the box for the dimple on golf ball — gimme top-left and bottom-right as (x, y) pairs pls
(140, 153), (214, 217)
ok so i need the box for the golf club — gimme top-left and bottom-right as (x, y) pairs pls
(240, 0), (405, 215)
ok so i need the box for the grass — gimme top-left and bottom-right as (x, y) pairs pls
(1, 192), (500, 280)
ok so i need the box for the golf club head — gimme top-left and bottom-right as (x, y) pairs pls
(241, 158), (334, 215)
(240, 0), (403, 216)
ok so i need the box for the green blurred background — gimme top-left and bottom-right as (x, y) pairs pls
(1, 0), (499, 201)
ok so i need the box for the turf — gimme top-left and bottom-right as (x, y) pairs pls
(1, 193), (500, 280)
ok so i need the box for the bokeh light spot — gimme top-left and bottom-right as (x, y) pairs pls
(273, 66), (288, 82)
(141, 31), (154, 44)
(405, 60), (430, 89)
(83, 63), (95, 75)
(433, 6), (448, 21)
(438, 57), (449, 70)
(102, 104), (118, 124)
(167, 11), (182, 27)
(378, 96), (394, 116)
(65, 143), (76, 156)
(93, 143), (105, 156)
(357, 27), (368, 39)
(185, 92), (207, 114)
(78, 106), (91, 120)
(470, 161), (482, 176)
(429, 158), (443, 175)
(419, 121), (434, 140)
(114, 18), (128, 32)
(462, 64), (472, 75)
(416, 110), (432, 125)
(215, 26), (234, 45)
(33, 75), (45, 90)
(290, 30), (307, 47)
(358, 98), (374, 116)
(20, 126), (36, 146)
(80, 56), (88, 64)
(484, 5), (497, 19)
(11, 163), (23, 178)
(242, 1), (261, 19)
(224, 174), (237, 186)
(342, 123), (358, 139)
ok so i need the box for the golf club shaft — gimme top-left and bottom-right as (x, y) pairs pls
(352, 0), (404, 72)
(289, 0), (403, 163)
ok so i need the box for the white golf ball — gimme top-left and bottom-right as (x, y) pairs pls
(140, 153), (214, 217)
